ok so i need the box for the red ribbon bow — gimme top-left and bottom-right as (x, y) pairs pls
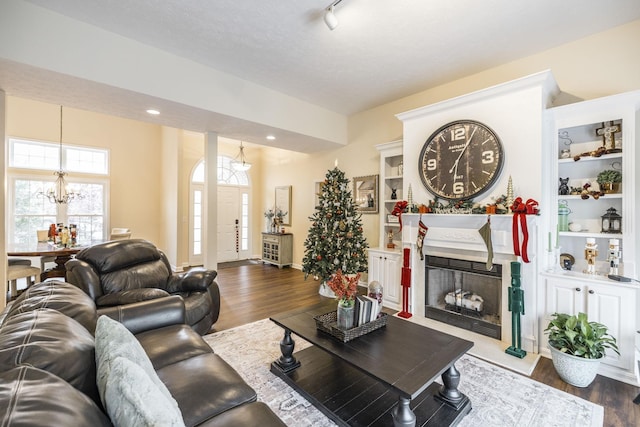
(510, 197), (539, 263)
(392, 201), (408, 232)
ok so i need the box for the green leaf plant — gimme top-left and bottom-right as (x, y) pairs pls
(545, 312), (619, 359)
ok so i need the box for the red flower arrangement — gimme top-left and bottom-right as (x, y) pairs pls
(327, 269), (360, 305)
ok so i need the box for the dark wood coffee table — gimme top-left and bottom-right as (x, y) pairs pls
(270, 303), (473, 427)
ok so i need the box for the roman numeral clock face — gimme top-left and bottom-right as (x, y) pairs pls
(418, 120), (504, 200)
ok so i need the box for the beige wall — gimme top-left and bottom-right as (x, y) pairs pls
(260, 19), (640, 267)
(4, 19), (640, 278)
(6, 97), (164, 247)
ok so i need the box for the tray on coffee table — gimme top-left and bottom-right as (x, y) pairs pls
(313, 311), (388, 342)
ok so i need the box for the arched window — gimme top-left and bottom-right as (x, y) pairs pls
(192, 157), (249, 186)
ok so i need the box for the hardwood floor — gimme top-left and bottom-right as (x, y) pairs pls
(212, 262), (640, 427)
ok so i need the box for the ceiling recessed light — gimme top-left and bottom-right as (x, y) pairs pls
(266, 135), (276, 140)
(146, 109), (160, 115)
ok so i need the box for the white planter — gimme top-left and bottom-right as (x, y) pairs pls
(318, 281), (336, 298)
(549, 345), (602, 387)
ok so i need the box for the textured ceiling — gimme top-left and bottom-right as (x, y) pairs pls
(22, 0), (640, 115)
(3, 0), (640, 152)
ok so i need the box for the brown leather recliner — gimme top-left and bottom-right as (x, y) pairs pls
(65, 239), (220, 335)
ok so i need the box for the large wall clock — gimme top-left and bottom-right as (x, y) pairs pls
(418, 120), (504, 200)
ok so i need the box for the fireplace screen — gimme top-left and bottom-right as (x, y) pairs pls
(425, 256), (502, 339)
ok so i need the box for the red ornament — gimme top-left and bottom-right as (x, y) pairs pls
(316, 255), (322, 260)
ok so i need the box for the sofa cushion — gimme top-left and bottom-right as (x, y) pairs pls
(135, 324), (213, 369)
(5, 281), (97, 333)
(157, 353), (257, 427)
(0, 308), (99, 402)
(94, 315), (180, 415)
(103, 357), (185, 427)
(96, 288), (170, 307)
(195, 402), (286, 427)
(0, 366), (112, 427)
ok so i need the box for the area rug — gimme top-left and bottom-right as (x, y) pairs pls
(204, 319), (603, 427)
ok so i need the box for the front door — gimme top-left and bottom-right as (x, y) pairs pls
(217, 186), (240, 262)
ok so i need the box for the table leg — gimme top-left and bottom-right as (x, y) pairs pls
(436, 364), (469, 410)
(272, 329), (301, 373)
(391, 395), (416, 427)
(40, 254), (74, 281)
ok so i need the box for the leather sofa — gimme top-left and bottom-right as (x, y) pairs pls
(65, 239), (220, 335)
(0, 281), (286, 427)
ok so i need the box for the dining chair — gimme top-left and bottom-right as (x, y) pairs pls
(37, 229), (56, 271)
(7, 258), (41, 301)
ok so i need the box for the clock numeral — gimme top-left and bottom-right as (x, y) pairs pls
(453, 182), (464, 195)
(426, 158), (437, 171)
(450, 128), (465, 141)
(481, 150), (495, 164)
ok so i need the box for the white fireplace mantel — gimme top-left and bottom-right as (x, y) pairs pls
(398, 213), (540, 361)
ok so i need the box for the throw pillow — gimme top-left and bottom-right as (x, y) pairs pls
(94, 315), (181, 415)
(104, 356), (185, 427)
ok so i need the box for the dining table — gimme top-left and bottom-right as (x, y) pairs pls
(7, 241), (97, 281)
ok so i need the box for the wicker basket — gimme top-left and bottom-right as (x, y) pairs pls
(314, 311), (388, 343)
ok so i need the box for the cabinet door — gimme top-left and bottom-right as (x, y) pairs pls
(368, 251), (384, 283)
(546, 278), (585, 315)
(383, 253), (401, 305)
(586, 283), (635, 369)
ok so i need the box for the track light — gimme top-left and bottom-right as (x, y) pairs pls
(324, 5), (338, 30)
(323, 0), (344, 30)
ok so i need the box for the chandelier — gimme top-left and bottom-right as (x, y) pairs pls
(231, 141), (252, 171)
(40, 106), (83, 204)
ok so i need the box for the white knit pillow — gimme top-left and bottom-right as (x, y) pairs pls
(94, 315), (182, 418)
(104, 356), (185, 427)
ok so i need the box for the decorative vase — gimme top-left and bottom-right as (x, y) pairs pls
(336, 300), (354, 330)
(368, 281), (383, 318)
(601, 182), (621, 194)
(549, 345), (602, 387)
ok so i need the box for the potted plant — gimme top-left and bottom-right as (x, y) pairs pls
(545, 312), (619, 387)
(596, 169), (622, 193)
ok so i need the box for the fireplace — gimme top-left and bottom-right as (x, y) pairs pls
(425, 255), (502, 339)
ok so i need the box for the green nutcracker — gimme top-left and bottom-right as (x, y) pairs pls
(506, 261), (527, 358)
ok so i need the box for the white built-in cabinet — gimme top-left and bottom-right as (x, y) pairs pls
(368, 140), (403, 310)
(543, 274), (637, 383)
(368, 249), (402, 310)
(376, 140), (403, 248)
(542, 90), (640, 385)
(547, 92), (638, 276)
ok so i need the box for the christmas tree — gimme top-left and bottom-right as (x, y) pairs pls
(302, 167), (369, 283)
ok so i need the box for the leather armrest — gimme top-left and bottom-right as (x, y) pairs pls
(165, 268), (218, 293)
(97, 295), (186, 334)
(65, 259), (103, 301)
(95, 288), (170, 307)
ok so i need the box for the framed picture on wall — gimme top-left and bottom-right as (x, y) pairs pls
(314, 180), (325, 209)
(275, 185), (292, 225)
(353, 175), (378, 213)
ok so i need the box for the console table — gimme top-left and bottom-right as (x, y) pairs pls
(261, 232), (292, 268)
(270, 303), (473, 426)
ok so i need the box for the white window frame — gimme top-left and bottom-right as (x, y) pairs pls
(7, 138), (110, 244)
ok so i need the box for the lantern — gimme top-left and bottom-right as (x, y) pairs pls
(601, 207), (622, 234)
